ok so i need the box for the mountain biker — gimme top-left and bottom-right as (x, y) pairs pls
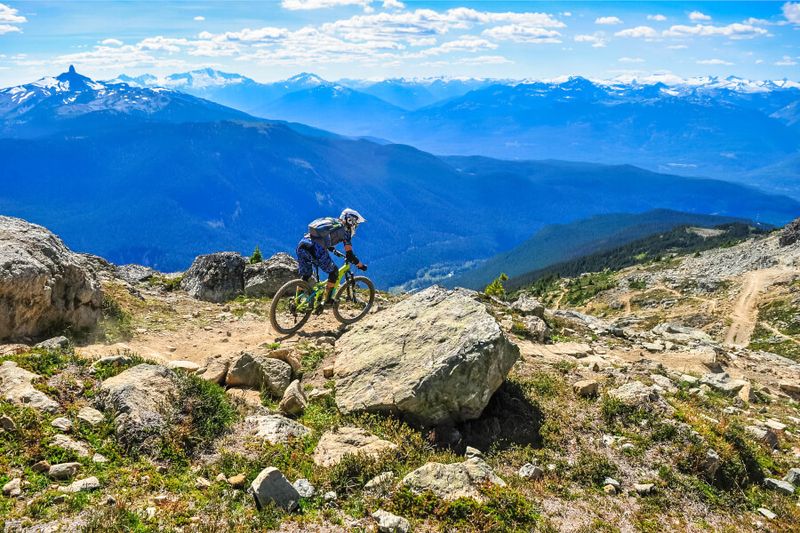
(296, 208), (367, 309)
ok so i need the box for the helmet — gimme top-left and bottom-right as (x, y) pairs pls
(339, 208), (366, 229)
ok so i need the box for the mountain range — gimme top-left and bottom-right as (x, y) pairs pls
(108, 68), (800, 196)
(1, 67), (798, 288)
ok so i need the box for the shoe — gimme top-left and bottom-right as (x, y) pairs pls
(314, 297), (334, 315)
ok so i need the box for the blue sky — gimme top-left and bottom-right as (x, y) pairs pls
(0, 1), (798, 85)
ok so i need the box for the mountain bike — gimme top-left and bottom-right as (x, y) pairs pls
(269, 248), (376, 335)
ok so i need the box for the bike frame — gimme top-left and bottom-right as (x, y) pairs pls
(295, 262), (353, 311)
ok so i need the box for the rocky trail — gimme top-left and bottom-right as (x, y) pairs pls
(2, 215), (800, 532)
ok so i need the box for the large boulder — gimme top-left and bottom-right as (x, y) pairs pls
(0, 361), (59, 412)
(180, 252), (246, 303)
(779, 218), (800, 247)
(313, 427), (397, 467)
(0, 216), (102, 341)
(401, 457), (506, 502)
(225, 352), (292, 397)
(115, 264), (158, 285)
(244, 253), (298, 298)
(334, 287), (519, 426)
(94, 364), (179, 450)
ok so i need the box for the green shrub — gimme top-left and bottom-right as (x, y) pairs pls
(569, 452), (618, 487)
(250, 246), (263, 264)
(484, 273), (509, 300)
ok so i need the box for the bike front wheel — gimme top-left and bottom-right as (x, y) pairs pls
(270, 279), (314, 335)
(333, 276), (375, 325)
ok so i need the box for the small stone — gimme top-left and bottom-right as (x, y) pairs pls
(573, 379), (598, 398)
(634, 483), (654, 495)
(215, 473), (227, 483)
(3, 478), (21, 497)
(364, 472), (395, 496)
(0, 414), (16, 431)
(51, 434), (90, 457)
(77, 406), (105, 426)
(621, 443), (636, 452)
(195, 477), (212, 489)
(145, 506), (157, 519)
(372, 509), (411, 533)
(603, 484), (617, 495)
(51, 417), (72, 432)
(322, 365), (334, 378)
(783, 468), (800, 486)
(764, 478), (795, 495)
(603, 477), (621, 490)
(758, 507), (776, 520)
(680, 375), (699, 385)
(92, 453), (108, 464)
(746, 426), (779, 449)
(765, 419), (787, 432)
(228, 474), (246, 489)
(518, 463), (543, 480)
(293, 478), (316, 498)
(167, 360), (200, 373)
(48, 462), (81, 480)
(34, 336), (69, 351)
(464, 446), (484, 460)
(278, 380), (307, 416)
(323, 490), (337, 502)
(250, 467), (299, 511)
(58, 476), (100, 493)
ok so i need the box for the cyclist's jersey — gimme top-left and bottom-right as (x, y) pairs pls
(306, 224), (352, 248)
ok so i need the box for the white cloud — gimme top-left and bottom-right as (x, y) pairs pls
(382, 0), (404, 10)
(742, 17), (787, 26)
(783, 2), (800, 23)
(667, 44), (688, 49)
(697, 58), (733, 65)
(647, 14), (667, 22)
(194, 16), (205, 21)
(417, 35), (497, 56)
(0, 22), (20, 34)
(100, 38), (123, 46)
(775, 54), (798, 65)
(595, 16), (622, 25)
(618, 56), (645, 63)
(755, 58), (764, 64)
(0, 3), (25, 23)
(561, 12), (572, 17)
(282, 0), (372, 10)
(688, 11), (711, 22)
(664, 23), (768, 40)
(574, 33), (607, 48)
(483, 25), (561, 43)
(614, 26), (657, 38)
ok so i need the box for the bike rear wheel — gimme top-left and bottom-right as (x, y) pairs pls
(270, 279), (314, 335)
(333, 276), (375, 325)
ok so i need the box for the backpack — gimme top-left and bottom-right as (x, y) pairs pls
(308, 217), (342, 246)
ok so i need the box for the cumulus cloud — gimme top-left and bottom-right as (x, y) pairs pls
(0, 22), (20, 34)
(0, 3), (26, 23)
(282, 0), (372, 10)
(697, 58), (733, 65)
(614, 26), (657, 38)
(618, 56), (645, 63)
(483, 25), (561, 43)
(574, 33), (607, 48)
(382, 0), (404, 10)
(647, 14), (667, 21)
(100, 38), (123, 46)
(775, 55), (798, 65)
(783, 2), (800, 23)
(194, 16), (205, 21)
(595, 16), (622, 25)
(663, 23), (768, 39)
(688, 11), (711, 22)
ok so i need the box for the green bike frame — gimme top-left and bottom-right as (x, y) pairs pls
(295, 262), (352, 312)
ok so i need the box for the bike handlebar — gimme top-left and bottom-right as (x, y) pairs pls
(330, 248), (346, 259)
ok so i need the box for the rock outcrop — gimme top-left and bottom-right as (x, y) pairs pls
(180, 252), (246, 303)
(779, 217), (800, 247)
(244, 253), (298, 297)
(0, 361), (59, 412)
(0, 216), (102, 341)
(334, 286), (519, 426)
(401, 456), (506, 501)
(313, 427), (397, 467)
(225, 352), (292, 397)
(95, 364), (179, 450)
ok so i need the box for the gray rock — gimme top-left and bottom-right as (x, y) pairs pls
(77, 406), (104, 426)
(313, 427), (397, 467)
(166, 360), (200, 373)
(652, 323), (713, 345)
(745, 425), (779, 449)
(0, 414), (15, 431)
(51, 417), (72, 432)
(51, 434), (90, 457)
(779, 217), (800, 247)
(699, 373), (749, 396)
(758, 507), (776, 520)
(246, 414), (311, 444)
(181, 252), (246, 303)
(372, 509), (410, 533)
(364, 472), (395, 496)
(522, 315), (549, 342)
(244, 253), (298, 298)
(292, 478), (316, 498)
(0, 216), (102, 341)
(279, 379), (307, 416)
(3, 477), (21, 497)
(323, 491), (337, 502)
(226, 352), (292, 397)
(764, 478), (794, 495)
(604, 477), (621, 490)
(518, 463), (543, 480)
(549, 342), (592, 358)
(197, 354), (233, 385)
(58, 476), (100, 494)
(0, 361), (59, 413)
(511, 294), (545, 318)
(250, 467), (300, 511)
(95, 364), (180, 451)
(92, 453), (108, 464)
(48, 462), (81, 480)
(115, 264), (158, 284)
(634, 483), (654, 495)
(702, 448), (721, 478)
(464, 446), (484, 460)
(783, 468), (800, 486)
(34, 336), (69, 351)
(608, 381), (659, 407)
(402, 458), (506, 502)
(335, 287), (519, 426)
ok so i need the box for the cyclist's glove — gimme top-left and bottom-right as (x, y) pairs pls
(357, 263), (368, 271)
(346, 250), (359, 264)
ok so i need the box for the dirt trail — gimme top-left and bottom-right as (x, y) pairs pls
(724, 268), (791, 347)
